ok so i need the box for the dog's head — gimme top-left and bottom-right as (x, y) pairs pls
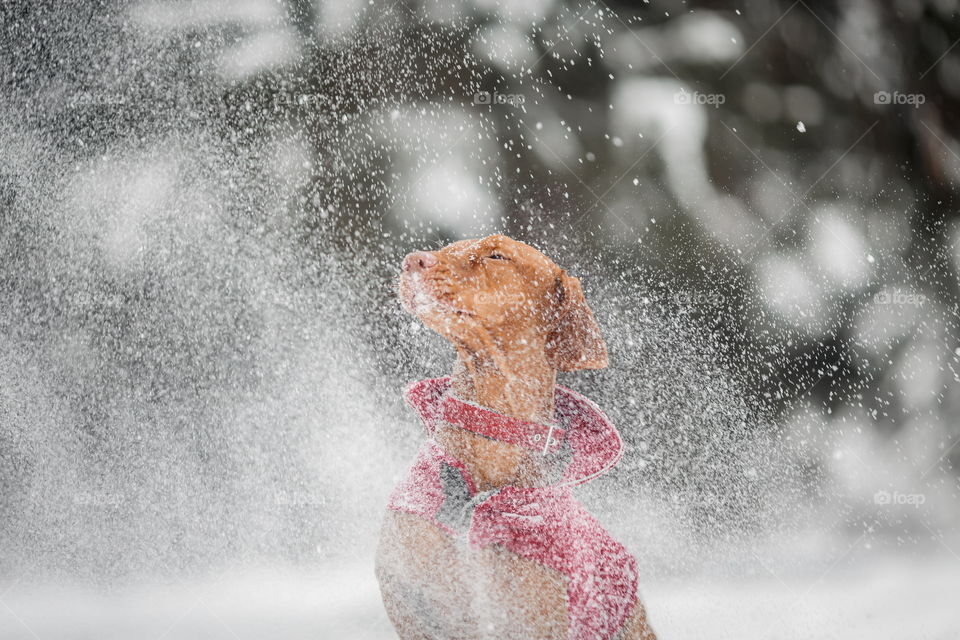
(399, 234), (607, 371)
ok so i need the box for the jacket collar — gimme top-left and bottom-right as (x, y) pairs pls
(403, 376), (624, 486)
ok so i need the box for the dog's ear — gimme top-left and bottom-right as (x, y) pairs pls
(546, 271), (608, 371)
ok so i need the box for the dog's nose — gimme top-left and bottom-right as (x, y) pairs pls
(403, 251), (438, 272)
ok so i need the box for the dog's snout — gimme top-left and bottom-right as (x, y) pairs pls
(403, 251), (438, 272)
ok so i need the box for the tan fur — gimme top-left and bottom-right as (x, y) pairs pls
(380, 235), (655, 639)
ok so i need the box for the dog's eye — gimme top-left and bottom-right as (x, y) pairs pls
(487, 253), (510, 261)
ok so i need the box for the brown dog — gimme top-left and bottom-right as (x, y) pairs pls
(377, 235), (655, 639)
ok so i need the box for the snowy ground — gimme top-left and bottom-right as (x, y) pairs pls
(1, 554), (956, 640)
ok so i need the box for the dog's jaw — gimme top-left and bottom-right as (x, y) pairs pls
(398, 270), (437, 315)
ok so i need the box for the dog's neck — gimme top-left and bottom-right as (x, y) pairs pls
(434, 343), (557, 491)
(451, 347), (557, 422)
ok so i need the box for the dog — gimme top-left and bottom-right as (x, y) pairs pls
(377, 235), (656, 639)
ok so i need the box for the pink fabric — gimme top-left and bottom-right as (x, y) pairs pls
(404, 377), (624, 486)
(440, 390), (568, 454)
(387, 441), (475, 537)
(387, 380), (640, 640)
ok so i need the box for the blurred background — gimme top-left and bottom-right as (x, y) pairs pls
(1, 0), (959, 638)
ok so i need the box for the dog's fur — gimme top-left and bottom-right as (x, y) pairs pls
(377, 235), (655, 639)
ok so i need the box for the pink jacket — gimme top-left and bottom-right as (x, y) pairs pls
(387, 377), (639, 640)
